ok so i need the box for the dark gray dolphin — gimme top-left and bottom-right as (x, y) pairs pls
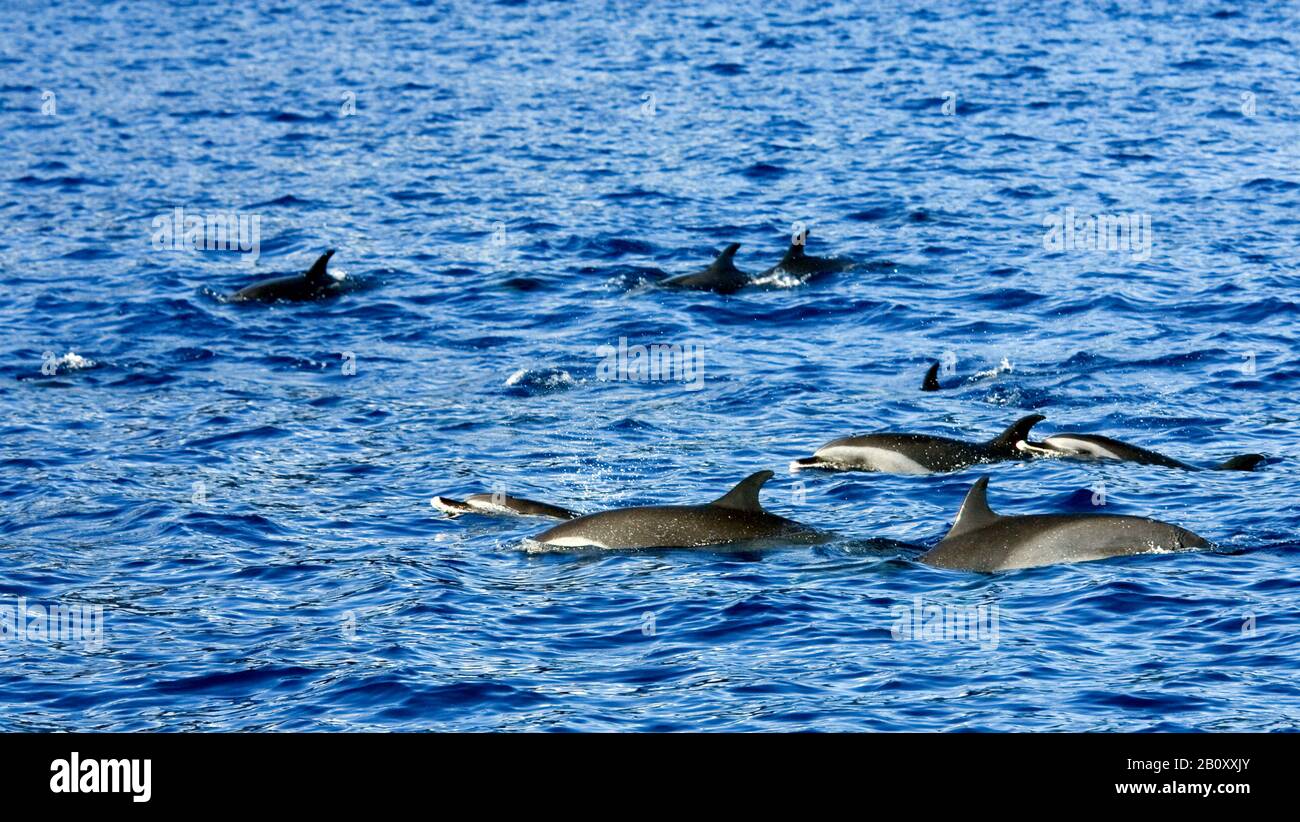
(528, 470), (828, 550)
(229, 249), (341, 302)
(660, 243), (748, 294)
(433, 493), (578, 520)
(1018, 433), (1265, 472)
(920, 476), (1211, 572)
(755, 230), (854, 282)
(791, 414), (1046, 474)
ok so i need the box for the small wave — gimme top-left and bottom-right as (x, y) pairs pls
(740, 163), (787, 180)
(972, 358), (1015, 380)
(748, 267), (808, 289)
(40, 351), (98, 375)
(702, 62), (746, 76)
(504, 367), (578, 396)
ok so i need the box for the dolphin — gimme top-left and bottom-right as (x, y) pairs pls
(433, 493), (578, 520)
(660, 243), (749, 294)
(527, 470), (828, 550)
(1017, 433), (1265, 472)
(919, 476), (1211, 572)
(755, 230), (854, 282)
(791, 414), (1046, 474)
(921, 362), (942, 392)
(229, 249), (342, 302)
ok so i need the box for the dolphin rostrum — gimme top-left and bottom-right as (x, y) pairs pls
(1018, 433), (1265, 472)
(229, 249), (342, 303)
(661, 242), (749, 294)
(528, 470), (827, 550)
(791, 414), (1046, 474)
(919, 476), (1211, 572)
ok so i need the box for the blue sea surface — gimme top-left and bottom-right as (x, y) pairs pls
(1, 0), (1298, 731)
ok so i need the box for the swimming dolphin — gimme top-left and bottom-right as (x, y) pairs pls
(791, 414), (1046, 474)
(528, 470), (827, 550)
(229, 249), (341, 302)
(1018, 433), (1264, 472)
(919, 476), (1211, 572)
(660, 243), (749, 294)
(755, 230), (854, 282)
(921, 362), (942, 392)
(433, 493), (578, 520)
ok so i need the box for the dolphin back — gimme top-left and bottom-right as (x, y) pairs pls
(529, 470), (820, 550)
(434, 493), (577, 520)
(229, 249), (338, 302)
(1214, 453), (1266, 471)
(661, 243), (748, 294)
(923, 477), (1211, 572)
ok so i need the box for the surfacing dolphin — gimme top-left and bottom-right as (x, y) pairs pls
(754, 229), (854, 283)
(791, 414), (1046, 474)
(660, 242), (748, 294)
(229, 249), (342, 303)
(433, 493), (578, 520)
(528, 470), (828, 550)
(1018, 433), (1265, 472)
(919, 476), (1211, 572)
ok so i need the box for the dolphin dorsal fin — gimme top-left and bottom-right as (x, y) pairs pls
(989, 413), (1046, 450)
(305, 249), (336, 282)
(711, 470), (774, 512)
(781, 232), (807, 264)
(921, 362), (941, 392)
(942, 476), (999, 540)
(711, 242), (741, 270)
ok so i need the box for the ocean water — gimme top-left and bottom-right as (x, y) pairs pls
(1, 0), (1298, 731)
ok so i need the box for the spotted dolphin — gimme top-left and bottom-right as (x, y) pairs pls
(528, 470), (828, 550)
(660, 242), (748, 294)
(919, 476), (1211, 572)
(1018, 433), (1265, 472)
(229, 249), (342, 303)
(791, 414), (1046, 474)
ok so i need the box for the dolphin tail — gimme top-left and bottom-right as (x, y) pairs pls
(921, 362), (941, 392)
(306, 249), (336, 282)
(1213, 454), (1265, 471)
(988, 414), (1047, 453)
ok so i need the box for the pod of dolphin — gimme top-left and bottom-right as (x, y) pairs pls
(229, 243), (1267, 573)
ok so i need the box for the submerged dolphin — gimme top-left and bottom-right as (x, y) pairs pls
(920, 476), (1211, 572)
(433, 493), (577, 520)
(528, 470), (827, 550)
(755, 230), (854, 282)
(1018, 433), (1265, 472)
(791, 414), (1046, 474)
(660, 242), (748, 294)
(229, 249), (341, 302)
